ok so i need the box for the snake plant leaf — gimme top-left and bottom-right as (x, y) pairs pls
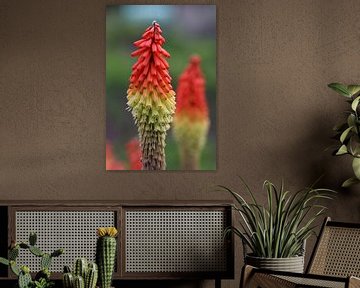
(336, 145), (348, 155)
(351, 96), (360, 111)
(328, 83), (351, 97)
(347, 85), (360, 97)
(340, 126), (353, 143)
(342, 177), (360, 188)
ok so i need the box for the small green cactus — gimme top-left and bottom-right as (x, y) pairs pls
(74, 258), (87, 279)
(62, 259), (98, 288)
(63, 273), (74, 288)
(0, 232), (63, 288)
(74, 275), (85, 288)
(85, 263), (98, 288)
(96, 227), (118, 288)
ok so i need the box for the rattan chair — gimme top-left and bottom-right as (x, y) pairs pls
(241, 217), (360, 288)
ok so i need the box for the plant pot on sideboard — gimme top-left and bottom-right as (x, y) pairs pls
(245, 254), (305, 273)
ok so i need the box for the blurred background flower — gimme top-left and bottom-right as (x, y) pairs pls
(106, 5), (216, 170)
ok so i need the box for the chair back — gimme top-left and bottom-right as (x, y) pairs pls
(307, 217), (360, 277)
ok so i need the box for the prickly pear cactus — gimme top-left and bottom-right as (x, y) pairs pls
(29, 232), (37, 246)
(29, 245), (44, 257)
(9, 246), (19, 260)
(96, 227), (118, 288)
(18, 267), (32, 288)
(40, 253), (52, 270)
(0, 232), (63, 288)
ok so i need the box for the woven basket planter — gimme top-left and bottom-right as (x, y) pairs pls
(245, 254), (305, 273)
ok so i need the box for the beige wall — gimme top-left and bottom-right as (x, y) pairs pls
(1, 0), (360, 287)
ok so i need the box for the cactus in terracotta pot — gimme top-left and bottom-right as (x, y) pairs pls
(96, 227), (118, 288)
(127, 21), (176, 170)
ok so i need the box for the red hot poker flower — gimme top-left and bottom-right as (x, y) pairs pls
(127, 21), (176, 170)
(173, 55), (210, 170)
(126, 138), (142, 170)
(175, 55), (209, 121)
(106, 142), (126, 170)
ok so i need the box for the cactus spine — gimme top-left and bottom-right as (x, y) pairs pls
(96, 227), (118, 288)
(63, 260), (98, 288)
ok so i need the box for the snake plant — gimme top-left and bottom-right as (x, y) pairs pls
(220, 178), (335, 258)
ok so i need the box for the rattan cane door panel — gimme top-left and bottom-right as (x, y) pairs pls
(14, 209), (116, 273)
(123, 207), (232, 278)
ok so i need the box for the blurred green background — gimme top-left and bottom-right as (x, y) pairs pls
(106, 5), (216, 170)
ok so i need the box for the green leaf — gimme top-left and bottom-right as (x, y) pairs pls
(340, 126), (353, 143)
(336, 145), (348, 155)
(328, 83), (351, 97)
(349, 136), (360, 156)
(342, 177), (360, 188)
(352, 96), (360, 111)
(347, 114), (356, 128)
(0, 257), (9, 266)
(352, 157), (360, 179)
(347, 85), (360, 97)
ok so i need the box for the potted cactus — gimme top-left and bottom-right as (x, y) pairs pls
(62, 258), (98, 288)
(96, 227), (117, 288)
(328, 82), (360, 187)
(0, 232), (63, 288)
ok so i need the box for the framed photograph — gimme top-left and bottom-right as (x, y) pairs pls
(106, 5), (216, 171)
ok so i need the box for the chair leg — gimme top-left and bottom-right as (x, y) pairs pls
(240, 265), (296, 288)
(349, 276), (360, 288)
(240, 265), (255, 288)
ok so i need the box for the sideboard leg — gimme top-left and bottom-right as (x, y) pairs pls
(215, 278), (221, 288)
